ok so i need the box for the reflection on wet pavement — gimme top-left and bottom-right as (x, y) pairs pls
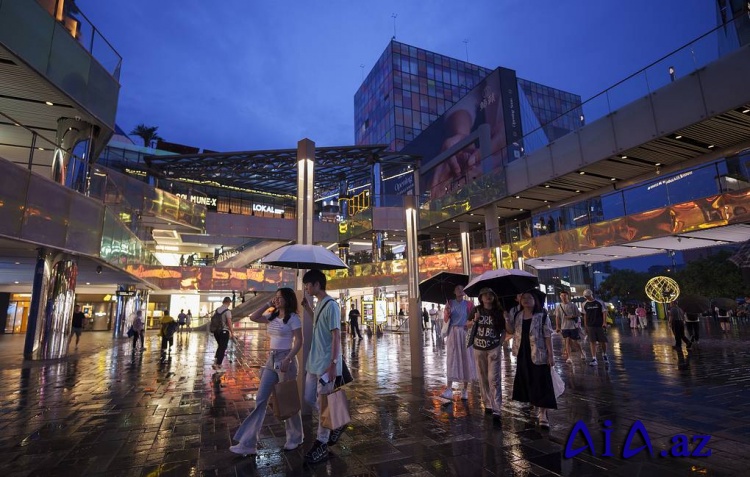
(0, 319), (749, 476)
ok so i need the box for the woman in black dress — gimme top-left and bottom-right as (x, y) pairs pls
(508, 291), (556, 428)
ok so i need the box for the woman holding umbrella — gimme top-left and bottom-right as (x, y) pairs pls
(508, 290), (556, 428)
(440, 284), (477, 400)
(469, 288), (507, 421)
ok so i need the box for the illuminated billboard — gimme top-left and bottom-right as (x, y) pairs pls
(404, 67), (521, 200)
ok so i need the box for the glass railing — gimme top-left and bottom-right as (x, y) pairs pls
(420, 11), (746, 224)
(32, 0), (122, 79)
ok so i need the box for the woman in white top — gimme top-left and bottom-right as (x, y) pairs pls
(230, 288), (303, 456)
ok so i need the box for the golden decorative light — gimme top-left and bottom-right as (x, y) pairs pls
(645, 276), (680, 303)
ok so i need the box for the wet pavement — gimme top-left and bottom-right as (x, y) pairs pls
(0, 317), (749, 476)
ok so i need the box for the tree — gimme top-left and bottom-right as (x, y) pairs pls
(673, 250), (744, 299)
(130, 124), (162, 148)
(598, 269), (650, 302)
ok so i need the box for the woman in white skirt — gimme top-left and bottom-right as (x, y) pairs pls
(440, 284), (477, 400)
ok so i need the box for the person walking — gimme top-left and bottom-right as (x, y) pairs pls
(508, 291), (556, 428)
(469, 288), (507, 422)
(635, 304), (647, 329)
(231, 288), (303, 456)
(132, 310), (145, 351)
(348, 303), (363, 340)
(422, 307), (430, 331)
(159, 310), (178, 358)
(301, 269), (344, 465)
(177, 309), (187, 332)
(554, 291), (585, 363)
(440, 284), (477, 400)
(669, 300), (692, 351)
(69, 305), (86, 349)
(212, 297), (235, 371)
(186, 310), (192, 331)
(582, 289), (609, 366)
(685, 309), (700, 344)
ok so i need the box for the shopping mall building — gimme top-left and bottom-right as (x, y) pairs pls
(3, 0), (750, 362)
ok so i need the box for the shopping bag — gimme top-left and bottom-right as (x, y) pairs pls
(270, 377), (301, 420)
(320, 388), (351, 430)
(440, 319), (451, 338)
(126, 325), (135, 338)
(551, 368), (565, 399)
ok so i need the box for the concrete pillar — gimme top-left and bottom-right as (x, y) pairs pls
(296, 138), (315, 414)
(405, 196), (424, 377)
(113, 286), (138, 338)
(37, 256), (78, 360)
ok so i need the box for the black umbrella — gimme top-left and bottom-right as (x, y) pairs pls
(419, 272), (469, 304)
(678, 295), (710, 315)
(713, 297), (738, 312)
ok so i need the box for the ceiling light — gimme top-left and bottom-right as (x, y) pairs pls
(86, 282), (91, 285)
(743, 108), (750, 114)
(14, 261), (20, 265)
(610, 177), (617, 181)
(655, 162), (662, 166)
(708, 144), (715, 149)
(45, 101), (54, 106)
(469, 213), (474, 216)
(543, 200), (548, 203)
(436, 226), (440, 229)
(621, 155), (628, 159)
(452, 220), (456, 222)
(519, 208), (524, 211)
(37, 147), (44, 151)
(14, 281), (19, 284)
(515, 195), (520, 199)
(544, 184), (550, 188)
(575, 190), (581, 193)
(578, 171), (585, 175)
(675, 135), (682, 139)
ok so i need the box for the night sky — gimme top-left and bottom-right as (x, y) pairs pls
(78, 0), (716, 152)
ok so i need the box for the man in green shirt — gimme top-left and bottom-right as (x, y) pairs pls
(301, 269), (343, 464)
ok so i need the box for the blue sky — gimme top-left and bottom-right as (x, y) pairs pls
(78, 0), (716, 152)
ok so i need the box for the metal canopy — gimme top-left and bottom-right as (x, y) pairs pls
(144, 145), (420, 200)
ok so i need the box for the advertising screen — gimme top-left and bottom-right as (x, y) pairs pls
(404, 67), (521, 200)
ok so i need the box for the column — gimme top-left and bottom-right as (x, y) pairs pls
(24, 248), (51, 360)
(53, 117), (98, 194)
(371, 156), (384, 263)
(459, 221), (471, 276)
(484, 203), (502, 269)
(36, 255), (78, 360)
(113, 285), (138, 338)
(296, 138), (315, 414)
(405, 196), (423, 377)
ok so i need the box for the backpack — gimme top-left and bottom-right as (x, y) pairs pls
(210, 309), (228, 333)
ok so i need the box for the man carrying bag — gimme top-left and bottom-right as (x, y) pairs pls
(301, 269), (346, 464)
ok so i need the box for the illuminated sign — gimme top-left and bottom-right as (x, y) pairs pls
(253, 204), (284, 215)
(176, 193), (217, 207)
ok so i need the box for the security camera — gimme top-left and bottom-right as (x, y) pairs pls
(96, 266), (102, 274)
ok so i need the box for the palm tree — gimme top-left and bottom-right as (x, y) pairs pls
(130, 124), (163, 148)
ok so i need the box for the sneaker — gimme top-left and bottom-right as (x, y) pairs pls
(229, 444), (257, 456)
(602, 354), (609, 363)
(589, 358), (598, 366)
(538, 409), (550, 429)
(283, 442), (302, 451)
(304, 440), (328, 464)
(461, 389), (469, 401)
(440, 388), (454, 399)
(327, 426), (345, 446)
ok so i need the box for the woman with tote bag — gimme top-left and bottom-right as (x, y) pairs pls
(230, 288), (303, 456)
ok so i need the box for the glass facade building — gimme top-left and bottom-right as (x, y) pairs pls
(354, 40), (582, 156)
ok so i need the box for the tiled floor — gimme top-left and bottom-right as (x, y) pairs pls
(0, 317), (749, 476)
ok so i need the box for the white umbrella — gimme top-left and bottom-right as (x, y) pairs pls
(261, 244), (348, 270)
(464, 268), (539, 300)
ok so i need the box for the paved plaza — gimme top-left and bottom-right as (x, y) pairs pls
(0, 317), (749, 476)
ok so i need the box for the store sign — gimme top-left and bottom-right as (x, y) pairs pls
(253, 204), (284, 215)
(176, 194), (217, 207)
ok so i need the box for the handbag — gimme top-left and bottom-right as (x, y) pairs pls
(465, 318), (479, 348)
(320, 387), (351, 430)
(270, 373), (301, 420)
(126, 325), (135, 338)
(551, 368), (565, 399)
(334, 358), (354, 388)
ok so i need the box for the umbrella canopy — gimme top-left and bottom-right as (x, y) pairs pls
(261, 244), (348, 270)
(712, 297), (738, 312)
(418, 272), (469, 304)
(678, 295), (711, 315)
(465, 269), (539, 298)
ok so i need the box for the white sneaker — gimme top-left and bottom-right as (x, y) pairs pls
(229, 444), (257, 456)
(440, 388), (454, 399)
(589, 358), (598, 366)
